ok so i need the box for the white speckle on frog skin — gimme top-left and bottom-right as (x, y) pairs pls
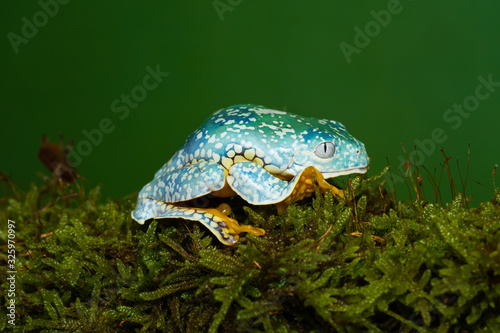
(254, 108), (287, 115)
(255, 148), (265, 157)
(275, 128), (295, 139)
(233, 144), (243, 153)
(234, 124), (255, 130)
(244, 149), (255, 160)
(259, 123), (279, 131)
(212, 152), (220, 162)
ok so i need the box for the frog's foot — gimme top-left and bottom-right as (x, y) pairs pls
(214, 203), (265, 236)
(277, 166), (346, 213)
(215, 203), (232, 215)
(132, 198), (264, 245)
(227, 162), (344, 215)
(292, 165), (345, 198)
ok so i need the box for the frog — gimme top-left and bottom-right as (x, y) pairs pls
(131, 104), (369, 245)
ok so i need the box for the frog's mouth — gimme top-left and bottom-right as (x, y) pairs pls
(322, 166), (368, 178)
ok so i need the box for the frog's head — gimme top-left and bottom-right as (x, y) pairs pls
(287, 118), (369, 179)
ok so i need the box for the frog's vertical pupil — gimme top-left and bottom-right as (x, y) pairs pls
(314, 141), (335, 159)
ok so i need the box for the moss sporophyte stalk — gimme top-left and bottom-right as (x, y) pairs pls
(1, 148), (500, 332)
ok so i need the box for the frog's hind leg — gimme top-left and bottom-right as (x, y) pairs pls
(131, 159), (264, 245)
(132, 198), (264, 245)
(136, 160), (227, 205)
(227, 162), (343, 215)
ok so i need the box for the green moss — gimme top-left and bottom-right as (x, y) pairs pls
(1, 163), (500, 332)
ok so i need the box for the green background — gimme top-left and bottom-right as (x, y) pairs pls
(1, 1), (499, 203)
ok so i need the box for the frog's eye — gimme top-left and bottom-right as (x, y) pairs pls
(314, 142), (335, 159)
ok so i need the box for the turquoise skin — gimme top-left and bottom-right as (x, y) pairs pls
(132, 105), (369, 245)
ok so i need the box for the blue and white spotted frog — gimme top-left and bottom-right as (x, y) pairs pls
(132, 105), (369, 245)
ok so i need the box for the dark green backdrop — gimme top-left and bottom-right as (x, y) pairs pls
(2, 1), (499, 203)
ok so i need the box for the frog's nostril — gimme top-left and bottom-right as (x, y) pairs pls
(356, 150), (360, 154)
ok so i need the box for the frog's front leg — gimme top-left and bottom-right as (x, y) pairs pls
(227, 162), (344, 215)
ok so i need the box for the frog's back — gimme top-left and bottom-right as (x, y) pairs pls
(155, 105), (277, 176)
(154, 104), (351, 179)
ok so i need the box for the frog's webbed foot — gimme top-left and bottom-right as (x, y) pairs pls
(275, 166), (344, 214)
(214, 203), (265, 236)
(227, 162), (343, 215)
